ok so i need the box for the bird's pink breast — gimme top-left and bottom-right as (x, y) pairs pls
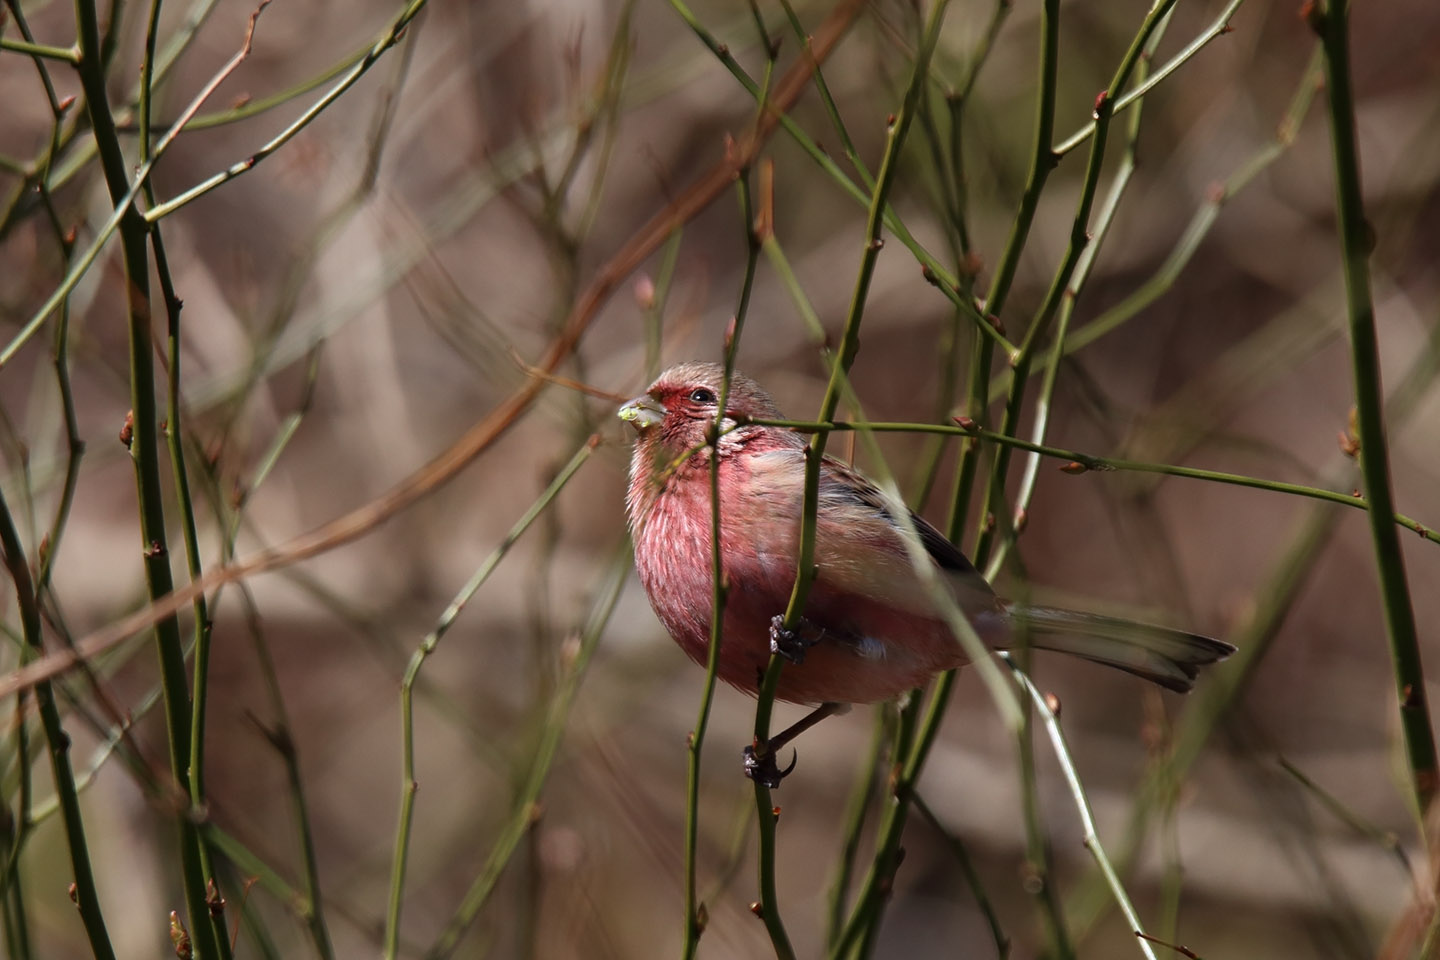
(630, 458), (971, 704)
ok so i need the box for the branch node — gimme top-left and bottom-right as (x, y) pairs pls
(1091, 89), (1110, 121)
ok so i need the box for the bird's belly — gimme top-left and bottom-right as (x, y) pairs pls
(637, 523), (977, 704)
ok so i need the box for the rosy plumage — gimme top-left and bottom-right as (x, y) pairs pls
(622, 362), (1233, 707)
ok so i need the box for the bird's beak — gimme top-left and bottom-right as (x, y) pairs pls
(618, 394), (666, 431)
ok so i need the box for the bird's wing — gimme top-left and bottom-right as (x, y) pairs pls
(810, 456), (997, 617)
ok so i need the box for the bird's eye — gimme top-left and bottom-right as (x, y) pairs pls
(688, 387), (717, 404)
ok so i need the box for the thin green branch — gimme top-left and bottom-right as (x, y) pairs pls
(1004, 49), (1323, 392)
(991, 6), (1173, 580)
(980, 0), (1060, 330)
(684, 161), (764, 959)
(668, 0), (1014, 356)
(1017, 681), (1075, 960)
(385, 438), (598, 960)
(671, 9), (949, 956)
(1067, 315), (1440, 943)
(751, 12), (954, 959)
(0, 805), (30, 960)
(763, 211), (1021, 953)
(0, 692), (33, 960)
(944, 0), (1059, 559)
(33, 158), (83, 604)
(0, 491), (116, 960)
(2, 0), (275, 367)
(72, 0), (220, 950)
(1004, 657), (1158, 960)
(1275, 757), (1419, 889)
(825, 691), (933, 958)
(143, 0), (427, 222)
(974, 0), (1180, 567)
(914, 792), (1010, 959)
(937, 0), (1012, 259)
(241, 586), (333, 960)
(908, 43), (987, 510)
(952, 0), (1011, 105)
(776, 0), (951, 670)
(1053, 0), (1245, 157)
(202, 824), (312, 916)
(819, 434), (1021, 960)
(424, 544), (629, 959)
(1314, 0), (1437, 813)
(117, 30), (377, 136)
(774, 0), (874, 192)
(824, 713), (885, 949)
(739, 416), (1439, 543)
(141, 14), (234, 935)
(0, 36), (78, 61)
(138, 0), (164, 162)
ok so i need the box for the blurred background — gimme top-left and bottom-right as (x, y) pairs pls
(3, 0), (1440, 956)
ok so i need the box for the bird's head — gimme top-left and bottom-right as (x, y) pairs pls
(618, 361), (787, 460)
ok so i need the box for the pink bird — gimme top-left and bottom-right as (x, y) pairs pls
(621, 362), (1233, 784)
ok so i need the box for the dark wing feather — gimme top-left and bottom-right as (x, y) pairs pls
(819, 455), (990, 584)
(910, 511), (982, 576)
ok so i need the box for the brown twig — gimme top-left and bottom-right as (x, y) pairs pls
(1137, 931), (1201, 959)
(506, 347), (629, 403)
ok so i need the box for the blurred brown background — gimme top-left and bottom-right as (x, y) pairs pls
(3, 0), (1440, 956)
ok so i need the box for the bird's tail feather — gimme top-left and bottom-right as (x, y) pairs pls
(1003, 604), (1235, 693)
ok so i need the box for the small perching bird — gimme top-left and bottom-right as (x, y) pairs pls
(621, 362), (1233, 783)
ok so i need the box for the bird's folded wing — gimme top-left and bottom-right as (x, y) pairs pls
(812, 456), (997, 618)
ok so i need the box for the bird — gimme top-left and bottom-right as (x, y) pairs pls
(620, 361), (1234, 784)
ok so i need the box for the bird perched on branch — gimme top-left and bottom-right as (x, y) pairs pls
(620, 361), (1233, 785)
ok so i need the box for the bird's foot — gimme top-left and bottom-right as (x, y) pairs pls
(743, 741), (798, 789)
(769, 615), (818, 665)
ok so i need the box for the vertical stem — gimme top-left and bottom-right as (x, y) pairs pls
(987, 7), (1172, 581)
(0, 765), (31, 960)
(761, 9), (951, 957)
(981, 0), (1060, 327)
(1016, 702), (1075, 959)
(0, 494), (116, 960)
(948, 0), (1059, 546)
(685, 163), (763, 959)
(913, 792), (1009, 959)
(823, 713), (885, 948)
(143, 52), (233, 941)
(1006, 660), (1158, 960)
(777, 0), (952, 644)
(72, 0), (219, 953)
(385, 440), (597, 960)
(972, 0), (1178, 567)
(424, 548), (629, 959)
(242, 590), (333, 960)
(747, 666), (795, 960)
(1314, 0), (1437, 813)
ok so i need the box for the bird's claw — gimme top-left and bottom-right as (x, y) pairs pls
(769, 615), (815, 665)
(743, 741), (798, 789)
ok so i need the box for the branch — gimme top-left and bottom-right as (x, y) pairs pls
(1313, 0), (1437, 811)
